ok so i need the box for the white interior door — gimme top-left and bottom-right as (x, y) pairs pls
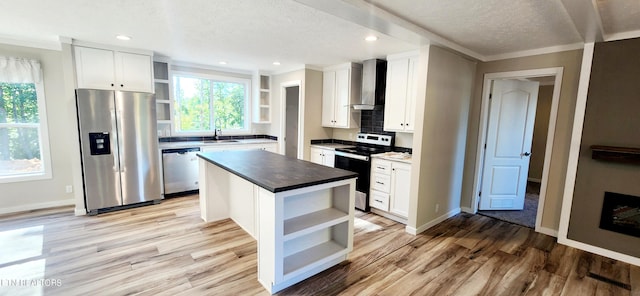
(479, 79), (539, 210)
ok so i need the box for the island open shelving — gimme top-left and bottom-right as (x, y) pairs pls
(197, 150), (356, 294)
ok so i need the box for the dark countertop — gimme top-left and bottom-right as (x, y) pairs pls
(197, 150), (358, 193)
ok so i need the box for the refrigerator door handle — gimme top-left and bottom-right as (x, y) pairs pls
(116, 109), (125, 173)
(110, 109), (120, 172)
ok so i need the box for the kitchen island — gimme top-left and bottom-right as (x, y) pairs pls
(197, 150), (357, 294)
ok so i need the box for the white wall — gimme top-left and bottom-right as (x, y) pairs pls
(0, 43), (77, 214)
(395, 133), (413, 148)
(408, 45), (476, 233)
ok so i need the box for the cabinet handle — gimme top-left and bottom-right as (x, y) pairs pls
(405, 123), (409, 126)
(120, 84), (124, 87)
(375, 199), (382, 203)
(376, 181), (384, 185)
(377, 166), (385, 170)
(400, 123), (404, 126)
(111, 83), (114, 87)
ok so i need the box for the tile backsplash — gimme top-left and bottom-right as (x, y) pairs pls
(360, 109), (395, 137)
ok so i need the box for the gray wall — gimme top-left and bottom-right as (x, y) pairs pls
(0, 43), (76, 212)
(568, 38), (640, 257)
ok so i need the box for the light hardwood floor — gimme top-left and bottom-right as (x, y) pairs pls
(0, 195), (638, 295)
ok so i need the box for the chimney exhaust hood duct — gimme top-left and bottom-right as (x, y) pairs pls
(353, 59), (387, 110)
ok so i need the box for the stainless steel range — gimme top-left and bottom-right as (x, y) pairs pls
(334, 133), (393, 211)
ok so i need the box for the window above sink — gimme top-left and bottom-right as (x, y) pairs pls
(172, 71), (251, 136)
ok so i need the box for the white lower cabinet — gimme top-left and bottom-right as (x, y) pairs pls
(167, 142), (278, 195)
(369, 158), (411, 222)
(201, 142), (278, 153)
(237, 143), (278, 153)
(310, 147), (335, 167)
(389, 162), (411, 217)
(369, 190), (389, 211)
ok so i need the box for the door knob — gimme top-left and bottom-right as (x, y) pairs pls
(522, 152), (531, 156)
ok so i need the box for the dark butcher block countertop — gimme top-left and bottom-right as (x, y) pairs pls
(197, 150), (358, 193)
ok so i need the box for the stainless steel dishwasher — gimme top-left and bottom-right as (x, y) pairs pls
(162, 147), (200, 196)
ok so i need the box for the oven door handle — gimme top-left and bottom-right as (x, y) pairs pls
(335, 151), (370, 161)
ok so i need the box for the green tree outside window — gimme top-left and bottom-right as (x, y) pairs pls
(173, 75), (247, 133)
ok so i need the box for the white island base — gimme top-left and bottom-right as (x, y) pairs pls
(198, 158), (356, 294)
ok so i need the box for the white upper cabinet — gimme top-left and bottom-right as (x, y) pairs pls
(384, 52), (418, 133)
(115, 51), (154, 92)
(74, 46), (153, 93)
(322, 63), (362, 128)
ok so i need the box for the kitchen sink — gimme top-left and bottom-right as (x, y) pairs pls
(203, 139), (238, 143)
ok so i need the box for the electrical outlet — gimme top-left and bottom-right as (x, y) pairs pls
(435, 203), (440, 213)
(65, 185), (73, 193)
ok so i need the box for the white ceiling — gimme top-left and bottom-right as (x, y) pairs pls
(0, 0), (638, 73)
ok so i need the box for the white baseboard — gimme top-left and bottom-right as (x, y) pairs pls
(74, 208), (87, 216)
(0, 199), (75, 215)
(527, 177), (542, 183)
(371, 208), (408, 225)
(406, 208), (461, 235)
(558, 236), (640, 267)
(536, 226), (558, 237)
(461, 206), (474, 214)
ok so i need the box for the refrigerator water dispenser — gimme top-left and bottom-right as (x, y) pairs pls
(89, 132), (111, 155)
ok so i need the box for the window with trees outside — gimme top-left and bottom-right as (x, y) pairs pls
(0, 57), (51, 183)
(173, 73), (250, 134)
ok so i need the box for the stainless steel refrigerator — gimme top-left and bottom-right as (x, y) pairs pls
(76, 89), (161, 214)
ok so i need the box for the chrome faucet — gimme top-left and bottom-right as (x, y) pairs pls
(213, 118), (222, 140)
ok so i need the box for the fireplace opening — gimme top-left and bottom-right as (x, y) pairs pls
(599, 191), (640, 238)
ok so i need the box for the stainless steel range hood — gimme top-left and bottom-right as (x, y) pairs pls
(353, 59), (387, 110)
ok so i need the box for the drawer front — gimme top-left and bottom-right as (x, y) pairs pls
(371, 173), (391, 192)
(370, 190), (389, 211)
(372, 159), (391, 175)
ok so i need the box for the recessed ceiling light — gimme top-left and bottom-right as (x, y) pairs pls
(365, 35), (378, 42)
(116, 35), (131, 41)
(219, 61), (227, 65)
(273, 62), (281, 66)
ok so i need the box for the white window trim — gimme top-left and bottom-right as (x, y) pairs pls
(0, 79), (52, 183)
(172, 71), (252, 136)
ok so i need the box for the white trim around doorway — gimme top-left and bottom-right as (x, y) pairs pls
(470, 67), (564, 236)
(556, 42), (640, 267)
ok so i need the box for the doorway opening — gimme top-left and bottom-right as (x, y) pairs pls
(280, 81), (303, 159)
(471, 68), (564, 235)
(285, 86), (300, 158)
